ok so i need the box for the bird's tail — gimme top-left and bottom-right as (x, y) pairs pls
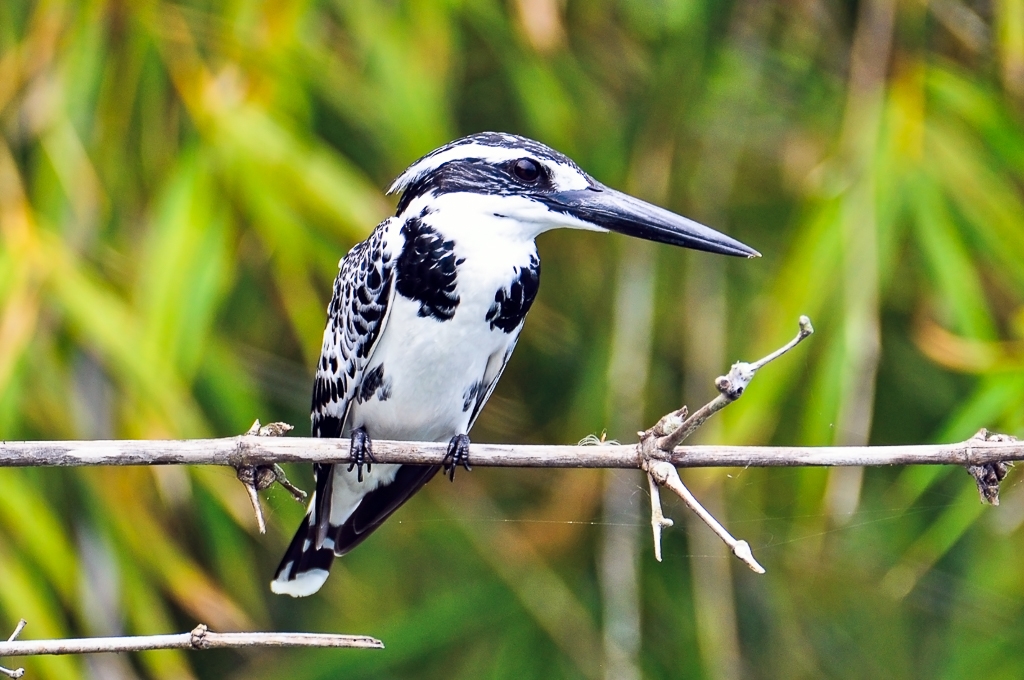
(270, 492), (336, 597)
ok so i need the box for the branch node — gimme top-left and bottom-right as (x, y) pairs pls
(236, 420), (304, 534)
(189, 624), (210, 650)
(966, 429), (1016, 505)
(651, 407), (688, 438)
(636, 317), (814, 573)
(246, 420), (295, 438)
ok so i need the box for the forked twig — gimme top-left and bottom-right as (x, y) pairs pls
(640, 316), (815, 573)
(1, 620), (27, 678)
(235, 420), (307, 533)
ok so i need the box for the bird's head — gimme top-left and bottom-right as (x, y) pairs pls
(388, 132), (759, 258)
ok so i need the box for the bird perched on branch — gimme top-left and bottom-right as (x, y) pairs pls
(271, 132), (758, 596)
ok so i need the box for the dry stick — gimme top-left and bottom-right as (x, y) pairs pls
(0, 317), (1020, 672)
(0, 318), (1018, 565)
(6, 436), (1024, 469)
(658, 316), (815, 452)
(647, 461), (763, 573)
(638, 316), (815, 573)
(646, 473), (673, 563)
(0, 623), (382, 663)
(234, 420), (306, 534)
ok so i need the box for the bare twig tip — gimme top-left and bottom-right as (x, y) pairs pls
(646, 472), (674, 562)
(732, 541), (766, 574)
(7, 622), (26, 644)
(798, 315), (814, 337)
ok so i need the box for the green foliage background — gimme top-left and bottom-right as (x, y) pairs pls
(2, 1), (1024, 678)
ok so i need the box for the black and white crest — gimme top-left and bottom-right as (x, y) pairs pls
(390, 132), (592, 215)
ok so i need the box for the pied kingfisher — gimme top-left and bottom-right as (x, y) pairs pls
(271, 132), (758, 597)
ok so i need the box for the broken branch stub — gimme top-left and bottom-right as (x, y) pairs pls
(1, 620), (27, 678)
(966, 429), (1017, 505)
(236, 420), (306, 534)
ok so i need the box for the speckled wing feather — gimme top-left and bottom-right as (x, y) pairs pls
(309, 219), (397, 534)
(271, 221), (396, 595)
(310, 222), (396, 441)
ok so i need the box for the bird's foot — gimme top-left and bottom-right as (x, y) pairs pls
(347, 427), (375, 483)
(443, 434), (471, 482)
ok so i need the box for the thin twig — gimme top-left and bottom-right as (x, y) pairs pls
(0, 623), (382, 659)
(645, 461), (764, 573)
(636, 317), (815, 572)
(646, 472), (673, 562)
(657, 316), (814, 451)
(1, 620), (26, 678)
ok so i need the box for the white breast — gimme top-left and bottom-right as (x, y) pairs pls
(347, 217), (537, 443)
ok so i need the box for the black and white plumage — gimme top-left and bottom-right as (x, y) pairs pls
(271, 132), (758, 597)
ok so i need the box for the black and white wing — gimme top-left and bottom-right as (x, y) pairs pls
(271, 222), (396, 596)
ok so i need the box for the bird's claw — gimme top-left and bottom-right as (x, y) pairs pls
(347, 427), (375, 483)
(443, 434), (471, 482)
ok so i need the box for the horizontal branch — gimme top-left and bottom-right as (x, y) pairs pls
(3, 316), (1011, 674)
(2, 436), (1023, 469)
(0, 624), (382, 658)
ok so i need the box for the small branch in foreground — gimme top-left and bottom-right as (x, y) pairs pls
(0, 622), (382, 665)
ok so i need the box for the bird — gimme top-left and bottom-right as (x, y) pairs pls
(270, 132), (758, 597)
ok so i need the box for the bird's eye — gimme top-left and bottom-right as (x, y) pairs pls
(512, 158), (541, 183)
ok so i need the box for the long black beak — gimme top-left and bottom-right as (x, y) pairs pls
(542, 183), (760, 258)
